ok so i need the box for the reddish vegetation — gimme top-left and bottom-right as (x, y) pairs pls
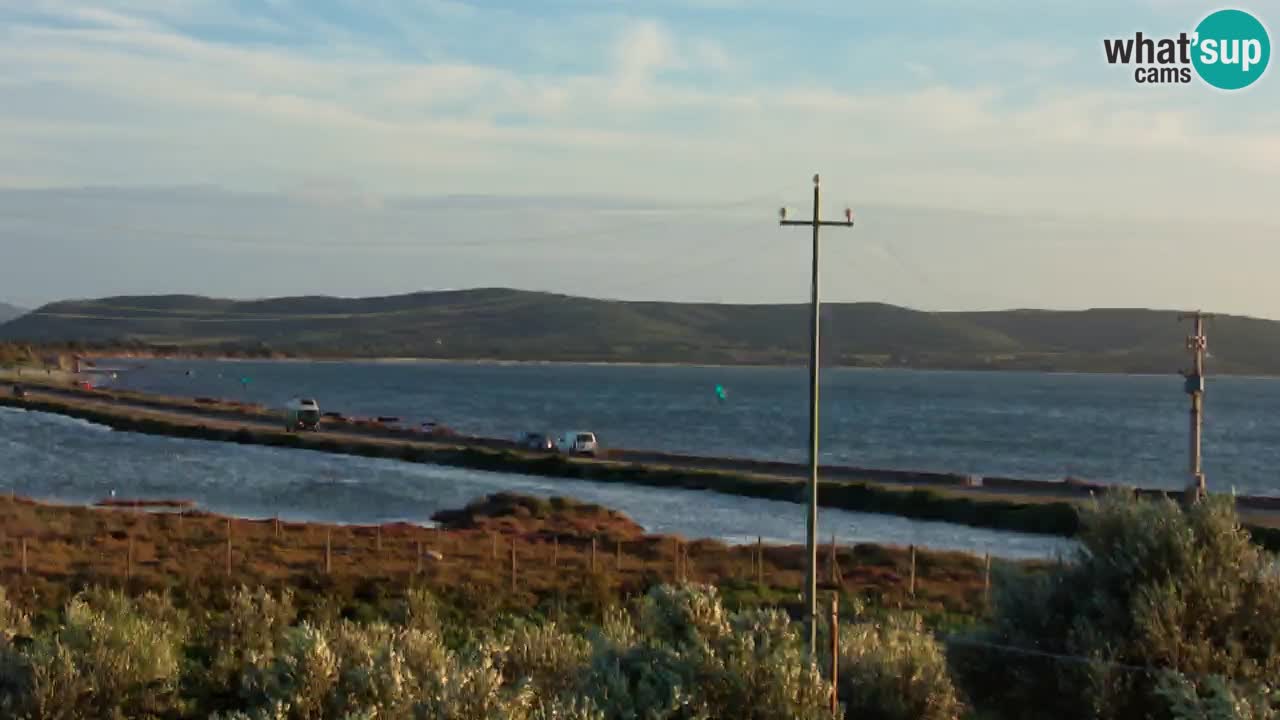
(0, 493), (1000, 621)
(431, 493), (647, 540)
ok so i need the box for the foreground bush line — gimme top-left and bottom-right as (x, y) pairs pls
(0, 581), (967, 720)
(0, 494), (1275, 720)
(5, 395), (1280, 552)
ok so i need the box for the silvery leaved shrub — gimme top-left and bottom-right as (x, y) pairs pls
(836, 613), (962, 720)
(0, 590), (183, 719)
(963, 494), (1280, 720)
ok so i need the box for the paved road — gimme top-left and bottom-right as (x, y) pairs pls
(7, 377), (1280, 523)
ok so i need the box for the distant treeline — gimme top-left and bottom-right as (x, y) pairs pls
(0, 341), (285, 368)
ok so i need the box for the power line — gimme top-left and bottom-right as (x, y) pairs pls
(0, 185), (795, 252)
(18, 234), (781, 323)
(941, 634), (1276, 688)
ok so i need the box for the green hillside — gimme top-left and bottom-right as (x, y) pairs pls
(0, 302), (24, 324)
(0, 288), (1268, 374)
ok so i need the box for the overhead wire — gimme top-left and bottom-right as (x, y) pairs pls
(0, 184), (795, 252)
(939, 634), (1276, 689)
(13, 183), (798, 320)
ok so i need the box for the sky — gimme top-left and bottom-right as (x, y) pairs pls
(0, 0), (1278, 316)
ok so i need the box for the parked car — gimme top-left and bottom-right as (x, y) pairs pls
(283, 397), (322, 432)
(519, 432), (555, 451)
(11, 384), (27, 399)
(556, 431), (599, 457)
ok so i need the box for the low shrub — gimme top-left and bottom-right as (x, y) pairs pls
(959, 494), (1280, 720)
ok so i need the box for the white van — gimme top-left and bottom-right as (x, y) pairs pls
(557, 431), (599, 456)
(284, 398), (322, 432)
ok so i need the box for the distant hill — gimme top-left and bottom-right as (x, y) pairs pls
(0, 303), (24, 324)
(0, 288), (1272, 374)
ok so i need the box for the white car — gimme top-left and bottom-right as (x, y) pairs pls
(284, 397), (322, 431)
(556, 431), (599, 456)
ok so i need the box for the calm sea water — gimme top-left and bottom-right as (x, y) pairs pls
(0, 407), (1071, 559)
(94, 360), (1280, 496)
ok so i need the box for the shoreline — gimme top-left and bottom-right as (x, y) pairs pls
(4, 376), (1280, 551)
(44, 350), (1280, 379)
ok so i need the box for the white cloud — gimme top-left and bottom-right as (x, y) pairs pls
(0, 2), (1277, 228)
(614, 19), (680, 76)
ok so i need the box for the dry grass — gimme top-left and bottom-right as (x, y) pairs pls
(0, 494), (999, 626)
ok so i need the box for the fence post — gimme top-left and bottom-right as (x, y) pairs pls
(274, 513), (280, 539)
(416, 540), (422, 574)
(510, 538), (517, 592)
(829, 593), (840, 715)
(747, 535), (757, 586)
(325, 528), (332, 575)
(590, 537), (597, 574)
(983, 553), (992, 612)
(829, 534), (841, 585)
(675, 538), (686, 584)
(552, 536), (558, 568)
(909, 545), (917, 599)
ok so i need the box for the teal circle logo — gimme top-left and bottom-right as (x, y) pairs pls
(1192, 9), (1270, 90)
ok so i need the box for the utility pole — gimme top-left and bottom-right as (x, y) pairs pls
(1179, 311), (1213, 503)
(779, 174), (854, 656)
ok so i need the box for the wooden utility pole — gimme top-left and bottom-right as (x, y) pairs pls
(1180, 311), (1213, 503)
(779, 174), (855, 656)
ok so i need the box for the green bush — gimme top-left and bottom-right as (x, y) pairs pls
(578, 585), (834, 720)
(489, 621), (590, 699)
(202, 586), (298, 700)
(835, 612), (962, 720)
(960, 494), (1280, 720)
(0, 590), (185, 719)
(1155, 672), (1280, 720)
(0, 582), (966, 719)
